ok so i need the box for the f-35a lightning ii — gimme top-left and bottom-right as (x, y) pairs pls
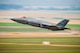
(11, 16), (70, 30)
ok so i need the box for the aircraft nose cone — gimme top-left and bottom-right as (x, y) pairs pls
(11, 18), (16, 21)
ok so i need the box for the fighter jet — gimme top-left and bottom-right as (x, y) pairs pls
(11, 16), (70, 30)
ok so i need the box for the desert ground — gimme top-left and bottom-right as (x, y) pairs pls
(0, 32), (80, 38)
(0, 10), (80, 53)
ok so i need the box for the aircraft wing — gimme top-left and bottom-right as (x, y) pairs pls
(32, 19), (56, 26)
(40, 21), (56, 26)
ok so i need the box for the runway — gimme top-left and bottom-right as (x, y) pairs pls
(0, 42), (80, 47)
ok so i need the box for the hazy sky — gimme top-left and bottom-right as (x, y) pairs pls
(0, 0), (80, 6)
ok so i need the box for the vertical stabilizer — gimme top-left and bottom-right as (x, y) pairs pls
(57, 19), (69, 28)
